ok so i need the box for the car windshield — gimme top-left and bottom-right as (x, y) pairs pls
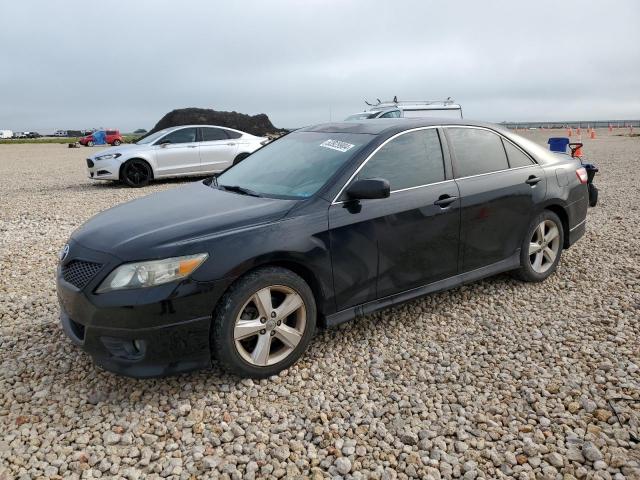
(345, 112), (378, 121)
(136, 129), (171, 145)
(216, 131), (372, 199)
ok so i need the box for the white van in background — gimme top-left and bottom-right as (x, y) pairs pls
(345, 98), (463, 121)
(0, 130), (13, 139)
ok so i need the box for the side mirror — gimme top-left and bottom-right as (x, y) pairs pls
(346, 178), (390, 200)
(158, 140), (171, 147)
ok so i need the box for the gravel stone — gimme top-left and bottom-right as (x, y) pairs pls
(583, 442), (604, 462)
(334, 457), (352, 475)
(545, 452), (564, 468)
(1, 132), (638, 479)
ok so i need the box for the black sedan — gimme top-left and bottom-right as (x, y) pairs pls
(56, 119), (596, 378)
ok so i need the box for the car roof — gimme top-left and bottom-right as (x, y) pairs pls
(299, 118), (500, 136)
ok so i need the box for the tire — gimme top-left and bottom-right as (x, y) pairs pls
(112, 139), (121, 146)
(87, 141), (94, 147)
(211, 266), (316, 378)
(513, 210), (564, 282)
(121, 159), (152, 188)
(233, 152), (251, 165)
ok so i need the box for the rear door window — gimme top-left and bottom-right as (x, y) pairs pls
(354, 128), (445, 191)
(447, 128), (509, 178)
(201, 127), (228, 141)
(502, 140), (534, 168)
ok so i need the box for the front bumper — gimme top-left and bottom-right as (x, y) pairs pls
(56, 242), (231, 377)
(86, 157), (121, 180)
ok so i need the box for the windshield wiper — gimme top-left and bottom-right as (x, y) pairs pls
(218, 184), (262, 197)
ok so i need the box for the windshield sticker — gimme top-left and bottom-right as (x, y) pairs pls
(319, 139), (355, 153)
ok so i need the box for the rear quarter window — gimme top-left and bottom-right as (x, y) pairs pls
(225, 130), (242, 139)
(503, 140), (534, 168)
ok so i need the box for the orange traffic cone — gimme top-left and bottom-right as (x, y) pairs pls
(574, 145), (583, 158)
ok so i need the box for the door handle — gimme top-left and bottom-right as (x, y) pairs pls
(187, 145), (198, 148)
(226, 143), (236, 146)
(434, 195), (458, 207)
(525, 175), (541, 185)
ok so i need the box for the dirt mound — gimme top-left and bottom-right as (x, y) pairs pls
(148, 108), (283, 137)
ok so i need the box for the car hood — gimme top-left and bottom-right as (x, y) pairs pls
(71, 181), (296, 260)
(89, 143), (145, 158)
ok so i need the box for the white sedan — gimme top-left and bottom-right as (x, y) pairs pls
(85, 125), (269, 187)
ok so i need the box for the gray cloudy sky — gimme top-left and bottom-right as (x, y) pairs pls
(1, 0), (639, 132)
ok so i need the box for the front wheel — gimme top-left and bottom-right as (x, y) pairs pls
(211, 267), (316, 378)
(121, 159), (152, 187)
(87, 141), (94, 147)
(112, 139), (121, 146)
(513, 211), (564, 282)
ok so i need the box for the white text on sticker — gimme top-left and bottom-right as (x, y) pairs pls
(320, 139), (355, 153)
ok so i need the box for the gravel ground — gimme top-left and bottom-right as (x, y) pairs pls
(0, 131), (638, 479)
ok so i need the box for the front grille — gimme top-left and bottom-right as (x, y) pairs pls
(62, 260), (103, 289)
(86, 159), (94, 168)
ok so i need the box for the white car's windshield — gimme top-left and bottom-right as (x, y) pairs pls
(216, 131), (373, 199)
(345, 112), (379, 121)
(136, 129), (171, 145)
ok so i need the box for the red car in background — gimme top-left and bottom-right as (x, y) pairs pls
(79, 130), (123, 147)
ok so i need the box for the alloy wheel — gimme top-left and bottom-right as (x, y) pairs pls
(528, 219), (561, 273)
(124, 160), (150, 186)
(233, 285), (307, 366)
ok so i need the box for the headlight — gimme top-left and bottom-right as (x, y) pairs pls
(96, 253), (208, 293)
(95, 153), (121, 161)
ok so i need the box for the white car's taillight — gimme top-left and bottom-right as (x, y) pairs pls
(576, 167), (588, 184)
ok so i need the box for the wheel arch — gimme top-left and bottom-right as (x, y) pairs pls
(233, 151), (252, 165)
(543, 204), (570, 248)
(220, 258), (329, 327)
(119, 157), (155, 181)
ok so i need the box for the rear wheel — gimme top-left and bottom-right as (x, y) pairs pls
(87, 141), (94, 147)
(233, 152), (251, 165)
(112, 139), (121, 146)
(211, 267), (316, 378)
(513, 211), (563, 282)
(121, 159), (152, 187)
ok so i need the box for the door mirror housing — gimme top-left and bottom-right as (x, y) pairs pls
(346, 178), (390, 200)
(158, 139), (171, 147)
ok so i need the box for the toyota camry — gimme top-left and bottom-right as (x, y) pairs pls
(56, 118), (597, 378)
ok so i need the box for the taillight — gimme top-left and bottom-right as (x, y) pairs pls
(576, 167), (588, 184)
